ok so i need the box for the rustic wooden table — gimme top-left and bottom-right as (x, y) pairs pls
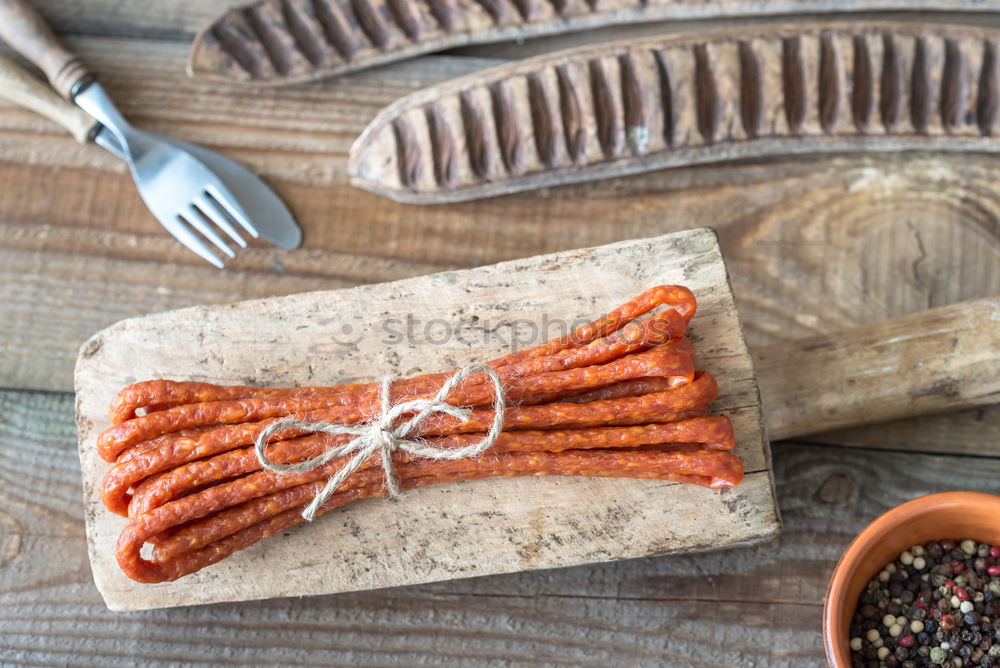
(2, 2), (999, 665)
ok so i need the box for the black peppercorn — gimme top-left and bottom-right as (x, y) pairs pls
(850, 540), (1000, 666)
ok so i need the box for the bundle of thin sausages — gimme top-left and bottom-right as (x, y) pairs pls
(97, 285), (743, 583)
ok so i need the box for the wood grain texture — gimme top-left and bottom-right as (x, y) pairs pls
(19, 1), (1000, 43)
(12, 0), (231, 39)
(74, 230), (778, 610)
(4, 387), (1000, 666)
(188, 0), (1000, 85)
(756, 294), (1000, 440)
(350, 22), (1000, 203)
(0, 3), (996, 663)
(806, 405), (1000, 455)
(3, 36), (999, 452)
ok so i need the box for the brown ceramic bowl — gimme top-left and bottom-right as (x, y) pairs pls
(823, 491), (1000, 667)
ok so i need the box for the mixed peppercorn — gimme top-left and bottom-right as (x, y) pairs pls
(851, 540), (1000, 667)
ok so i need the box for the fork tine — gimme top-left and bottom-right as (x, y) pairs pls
(167, 216), (226, 269)
(195, 194), (248, 248)
(205, 184), (260, 239)
(182, 207), (236, 259)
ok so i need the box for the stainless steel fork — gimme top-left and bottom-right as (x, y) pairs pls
(0, 0), (298, 268)
(74, 82), (258, 267)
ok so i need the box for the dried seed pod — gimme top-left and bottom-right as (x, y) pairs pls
(189, 0), (1000, 85)
(348, 22), (1000, 203)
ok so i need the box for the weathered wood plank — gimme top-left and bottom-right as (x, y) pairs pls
(3, 387), (1000, 665)
(75, 230), (777, 610)
(23, 0), (231, 39)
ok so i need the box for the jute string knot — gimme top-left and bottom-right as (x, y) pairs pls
(254, 363), (506, 521)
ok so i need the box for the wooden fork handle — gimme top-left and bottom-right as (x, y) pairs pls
(0, 51), (96, 141)
(0, 0), (92, 99)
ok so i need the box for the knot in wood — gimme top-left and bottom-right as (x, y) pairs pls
(817, 471), (855, 506)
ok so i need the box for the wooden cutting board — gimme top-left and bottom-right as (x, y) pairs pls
(75, 227), (778, 611)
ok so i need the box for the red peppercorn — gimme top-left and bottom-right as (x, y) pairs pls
(956, 587), (970, 601)
(942, 540), (957, 551)
(916, 598), (928, 609)
(946, 579), (956, 587)
(953, 560), (966, 575)
(990, 546), (1000, 559)
(899, 635), (917, 648)
(941, 614), (957, 630)
(988, 565), (1000, 577)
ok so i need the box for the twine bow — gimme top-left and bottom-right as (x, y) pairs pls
(254, 363), (506, 521)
